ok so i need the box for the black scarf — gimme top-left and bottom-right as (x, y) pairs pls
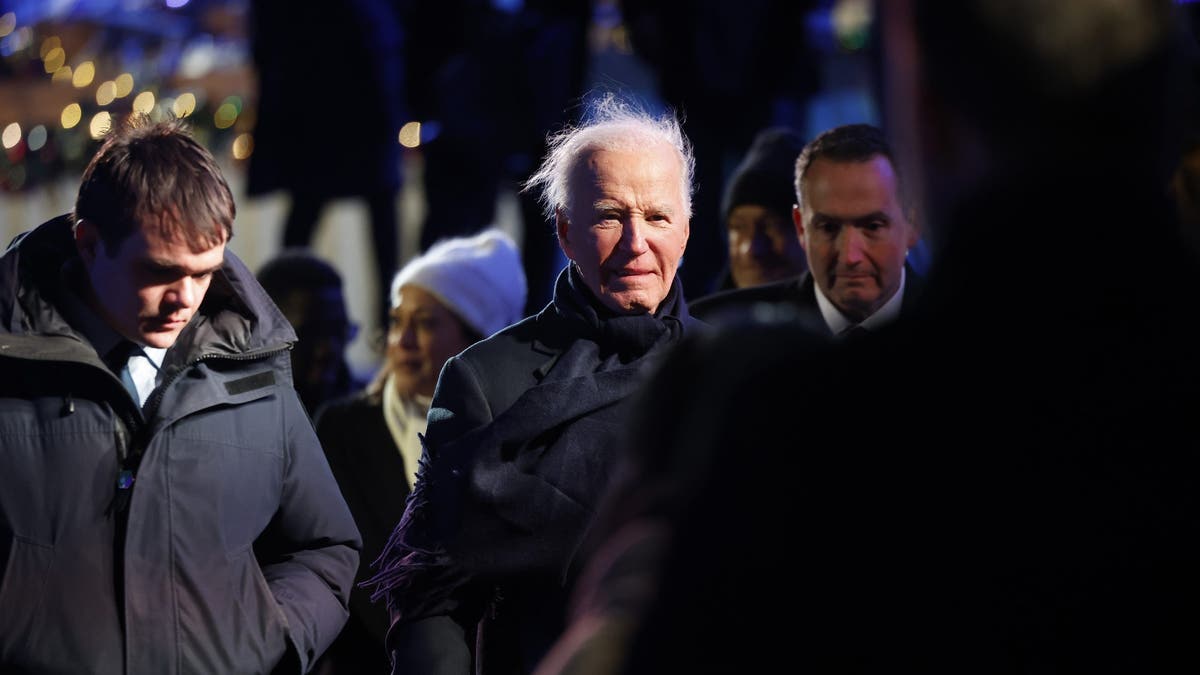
(554, 262), (685, 364)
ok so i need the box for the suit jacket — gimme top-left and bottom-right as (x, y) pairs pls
(688, 263), (925, 333)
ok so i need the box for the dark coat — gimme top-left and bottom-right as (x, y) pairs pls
(311, 390), (411, 671)
(0, 216), (361, 675)
(688, 264), (925, 332)
(613, 172), (1200, 673)
(369, 266), (704, 674)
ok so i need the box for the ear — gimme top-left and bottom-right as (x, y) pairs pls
(905, 206), (922, 249)
(74, 218), (102, 267)
(555, 208), (575, 260)
(792, 204), (808, 252)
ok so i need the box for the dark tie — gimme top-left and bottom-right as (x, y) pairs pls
(106, 341), (141, 403)
(840, 324), (870, 340)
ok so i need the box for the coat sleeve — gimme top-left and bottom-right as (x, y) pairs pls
(369, 355), (496, 675)
(258, 388), (362, 674)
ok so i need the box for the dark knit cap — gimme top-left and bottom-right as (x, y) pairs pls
(720, 126), (807, 224)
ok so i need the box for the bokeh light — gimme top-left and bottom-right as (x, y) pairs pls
(39, 36), (60, 58)
(232, 133), (254, 159)
(89, 111), (111, 139)
(173, 92), (197, 117)
(2, 122), (21, 150)
(399, 121), (421, 148)
(0, 13), (15, 38)
(114, 73), (134, 98)
(72, 61), (95, 88)
(51, 65), (72, 83)
(42, 46), (65, 73)
(132, 91), (155, 114)
(61, 103), (82, 129)
(27, 125), (47, 151)
(96, 81), (117, 106)
(213, 101), (238, 129)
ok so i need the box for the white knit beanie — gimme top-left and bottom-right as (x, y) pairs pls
(391, 229), (528, 338)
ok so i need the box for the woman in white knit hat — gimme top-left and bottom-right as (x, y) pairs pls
(309, 228), (526, 674)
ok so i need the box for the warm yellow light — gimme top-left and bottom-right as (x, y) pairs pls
(43, 46), (65, 74)
(61, 103), (82, 129)
(89, 112), (112, 139)
(2, 122), (21, 150)
(96, 81), (116, 106)
(114, 73), (134, 98)
(232, 133), (254, 160)
(27, 125), (47, 151)
(398, 121), (421, 148)
(39, 36), (60, 58)
(213, 102), (238, 129)
(132, 91), (155, 114)
(0, 12), (16, 38)
(52, 65), (72, 84)
(172, 92), (197, 118)
(72, 61), (95, 88)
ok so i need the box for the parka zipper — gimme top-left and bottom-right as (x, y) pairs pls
(107, 344), (292, 515)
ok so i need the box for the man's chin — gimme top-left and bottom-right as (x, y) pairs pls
(603, 294), (657, 315)
(139, 328), (183, 349)
(833, 293), (880, 322)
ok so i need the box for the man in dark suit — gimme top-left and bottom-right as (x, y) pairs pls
(365, 93), (704, 675)
(690, 124), (922, 337)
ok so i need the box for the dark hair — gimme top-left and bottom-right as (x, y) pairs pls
(793, 123), (905, 212)
(257, 248), (345, 300)
(73, 114), (235, 254)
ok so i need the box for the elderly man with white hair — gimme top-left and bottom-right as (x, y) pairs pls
(365, 93), (706, 675)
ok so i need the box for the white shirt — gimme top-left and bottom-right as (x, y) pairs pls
(125, 346), (166, 407)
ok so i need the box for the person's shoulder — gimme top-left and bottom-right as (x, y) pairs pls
(689, 275), (812, 325)
(313, 388), (377, 426)
(690, 275), (805, 310)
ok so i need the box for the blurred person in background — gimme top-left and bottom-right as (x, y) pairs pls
(257, 248), (363, 417)
(246, 0), (407, 333)
(405, 0), (591, 316)
(313, 229), (526, 674)
(707, 126), (808, 292)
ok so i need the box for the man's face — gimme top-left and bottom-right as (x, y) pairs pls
(558, 144), (690, 314)
(78, 220), (226, 349)
(795, 155), (918, 322)
(387, 284), (475, 399)
(727, 204), (807, 288)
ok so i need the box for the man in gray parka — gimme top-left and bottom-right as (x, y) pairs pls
(0, 115), (361, 674)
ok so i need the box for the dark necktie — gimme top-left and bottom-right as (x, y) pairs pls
(840, 324), (870, 340)
(106, 341), (142, 403)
